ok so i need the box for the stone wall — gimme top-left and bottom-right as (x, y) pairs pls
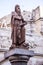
(0, 27), (12, 51)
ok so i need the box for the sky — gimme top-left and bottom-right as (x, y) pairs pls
(0, 0), (43, 18)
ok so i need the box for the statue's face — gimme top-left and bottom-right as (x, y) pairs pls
(15, 6), (21, 14)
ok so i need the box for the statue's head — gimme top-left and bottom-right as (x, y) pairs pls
(15, 4), (21, 15)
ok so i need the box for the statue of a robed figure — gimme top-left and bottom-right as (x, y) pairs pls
(10, 5), (29, 49)
(2, 5), (34, 65)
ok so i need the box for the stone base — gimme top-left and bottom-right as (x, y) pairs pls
(5, 48), (34, 58)
(9, 55), (29, 65)
(4, 48), (34, 65)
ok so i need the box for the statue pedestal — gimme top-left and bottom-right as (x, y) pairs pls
(5, 48), (34, 65)
(9, 56), (29, 65)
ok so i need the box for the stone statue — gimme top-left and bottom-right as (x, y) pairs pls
(10, 5), (29, 49)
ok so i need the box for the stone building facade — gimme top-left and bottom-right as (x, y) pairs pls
(0, 6), (43, 65)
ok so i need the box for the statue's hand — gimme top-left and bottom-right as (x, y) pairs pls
(19, 23), (26, 27)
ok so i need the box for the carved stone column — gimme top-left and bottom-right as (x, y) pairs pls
(9, 55), (29, 65)
(5, 48), (34, 65)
